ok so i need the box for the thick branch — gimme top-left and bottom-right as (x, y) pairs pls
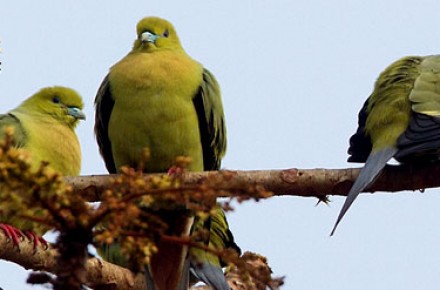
(0, 233), (146, 289)
(4, 163), (434, 288)
(66, 162), (440, 200)
(0, 234), (271, 290)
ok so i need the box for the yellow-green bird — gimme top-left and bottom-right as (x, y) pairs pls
(94, 16), (238, 290)
(0, 86), (85, 244)
(331, 55), (440, 235)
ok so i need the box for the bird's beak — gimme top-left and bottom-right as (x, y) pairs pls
(140, 31), (159, 44)
(68, 107), (86, 120)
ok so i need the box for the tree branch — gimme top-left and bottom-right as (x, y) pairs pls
(66, 162), (440, 201)
(0, 233), (146, 289)
(3, 162), (437, 288)
(0, 233), (280, 290)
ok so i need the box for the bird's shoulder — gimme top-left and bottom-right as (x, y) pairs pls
(395, 55), (440, 162)
(0, 112), (27, 147)
(408, 55), (440, 115)
(367, 56), (422, 111)
(9, 108), (81, 175)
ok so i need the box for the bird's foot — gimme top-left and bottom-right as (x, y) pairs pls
(24, 230), (48, 250)
(167, 166), (184, 176)
(0, 223), (24, 247)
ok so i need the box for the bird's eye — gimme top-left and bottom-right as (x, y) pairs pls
(163, 29), (169, 38)
(52, 96), (60, 104)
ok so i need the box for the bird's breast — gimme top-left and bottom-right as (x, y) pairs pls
(108, 52), (204, 172)
(21, 116), (81, 175)
(110, 51), (203, 101)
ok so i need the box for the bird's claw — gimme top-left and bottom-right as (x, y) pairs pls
(167, 166), (184, 176)
(24, 230), (48, 250)
(315, 195), (331, 206)
(0, 224), (47, 250)
(0, 223), (25, 247)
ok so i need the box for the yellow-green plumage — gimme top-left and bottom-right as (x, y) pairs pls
(191, 208), (232, 268)
(186, 206), (241, 289)
(364, 57), (419, 150)
(108, 49), (204, 172)
(0, 86), (84, 234)
(95, 16), (236, 290)
(332, 55), (440, 234)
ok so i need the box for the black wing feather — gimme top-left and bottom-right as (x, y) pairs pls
(347, 99), (373, 163)
(94, 74), (117, 173)
(193, 69), (226, 171)
(395, 112), (440, 163)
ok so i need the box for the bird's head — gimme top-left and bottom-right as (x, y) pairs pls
(23, 86), (85, 128)
(133, 17), (182, 52)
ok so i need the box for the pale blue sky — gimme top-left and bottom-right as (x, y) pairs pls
(1, 1), (440, 289)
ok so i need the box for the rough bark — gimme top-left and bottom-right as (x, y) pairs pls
(0, 234), (278, 290)
(2, 163), (439, 289)
(66, 162), (440, 202)
(0, 234), (146, 290)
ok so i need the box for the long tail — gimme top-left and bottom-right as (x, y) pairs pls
(190, 259), (230, 290)
(178, 255), (230, 290)
(178, 204), (238, 290)
(146, 268), (156, 290)
(331, 147), (397, 235)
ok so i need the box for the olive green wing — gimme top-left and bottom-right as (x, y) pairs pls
(396, 55), (440, 162)
(189, 69), (234, 290)
(347, 56), (425, 163)
(209, 206), (241, 266)
(188, 205), (240, 290)
(193, 69), (226, 171)
(0, 113), (27, 147)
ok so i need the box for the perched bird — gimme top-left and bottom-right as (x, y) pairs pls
(331, 55), (440, 235)
(0, 86), (85, 244)
(95, 16), (238, 290)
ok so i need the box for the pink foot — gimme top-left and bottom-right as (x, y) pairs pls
(167, 166), (184, 176)
(24, 231), (48, 250)
(0, 224), (24, 247)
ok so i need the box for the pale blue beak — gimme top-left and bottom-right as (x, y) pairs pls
(68, 107), (86, 120)
(141, 31), (159, 44)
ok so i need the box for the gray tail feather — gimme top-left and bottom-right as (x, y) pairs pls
(331, 147), (397, 235)
(146, 268), (156, 290)
(191, 262), (230, 290)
